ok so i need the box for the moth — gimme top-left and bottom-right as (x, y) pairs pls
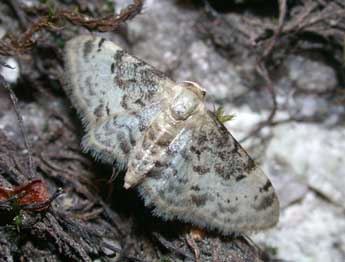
(64, 35), (279, 234)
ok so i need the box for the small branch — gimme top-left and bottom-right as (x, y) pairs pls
(241, 63), (277, 142)
(101, 240), (146, 262)
(0, 0), (144, 55)
(261, 0), (287, 59)
(0, 75), (35, 180)
(152, 232), (194, 260)
(54, 0), (144, 32)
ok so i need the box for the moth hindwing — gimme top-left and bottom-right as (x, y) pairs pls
(64, 35), (279, 234)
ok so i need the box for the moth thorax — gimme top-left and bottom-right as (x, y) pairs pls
(170, 88), (201, 120)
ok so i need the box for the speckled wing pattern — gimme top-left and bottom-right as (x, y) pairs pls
(64, 35), (279, 234)
(138, 112), (279, 233)
(64, 35), (175, 166)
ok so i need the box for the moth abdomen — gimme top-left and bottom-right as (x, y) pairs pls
(125, 110), (182, 189)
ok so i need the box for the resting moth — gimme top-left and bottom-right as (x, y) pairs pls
(64, 35), (279, 234)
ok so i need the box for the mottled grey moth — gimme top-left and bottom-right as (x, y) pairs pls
(64, 35), (279, 234)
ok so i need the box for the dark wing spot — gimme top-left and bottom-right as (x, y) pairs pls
(190, 146), (202, 159)
(245, 158), (256, 172)
(156, 135), (171, 147)
(117, 132), (131, 154)
(214, 163), (225, 176)
(235, 174), (246, 182)
(178, 177), (188, 184)
(154, 160), (169, 169)
(83, 40), (94, 59)
(191, 185), (200, 191)
(85, 76), (96, 96)
(111, 63), (115, 73)
(134, 99), (145, 107)
(197, 133), (208, 145)
(97, 38), (106, 51)
(127, 127), (136, 146)
(191, 194), (208, 207)
(105, 104), (110, 116)
(112, 115), (118, 126)
(193, 165), (210, 175)
(115, 76), (126, 90)
(120, 95), (128, 110)
(114, 50), (125, 63)
(260, 180), (273, 193)
(231, 140), (239, 154)
(228, 206), (239, 214)
(217, 202), (238, 214)
(93, 104), (104, 118)
(252, 193), (275, 211)
(170, 168), (178, 176)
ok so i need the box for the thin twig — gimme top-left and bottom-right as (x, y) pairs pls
(241, 63), (277, 142)
(0, 0), (144, 55)
(152, 232), (194, 260)
(101, 241), (146, 262)
(262, 0), (287, 59)
(0, 75), (35, 180)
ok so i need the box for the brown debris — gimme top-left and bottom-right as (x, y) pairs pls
(0, 0), (144, 55)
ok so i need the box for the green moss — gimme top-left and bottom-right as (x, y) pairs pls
(105, 0), (115, 13)
(11, 201), (22, 233)
(215, 106), (235, 124)
(159, 257), (172, 262)
(47, 1), (56, 21)
(266, 245), (278, 256)
(56, 37), (65, 49)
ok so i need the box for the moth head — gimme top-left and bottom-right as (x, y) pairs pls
(181, 81), (206, 100)
(170, 84), (203, 121)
